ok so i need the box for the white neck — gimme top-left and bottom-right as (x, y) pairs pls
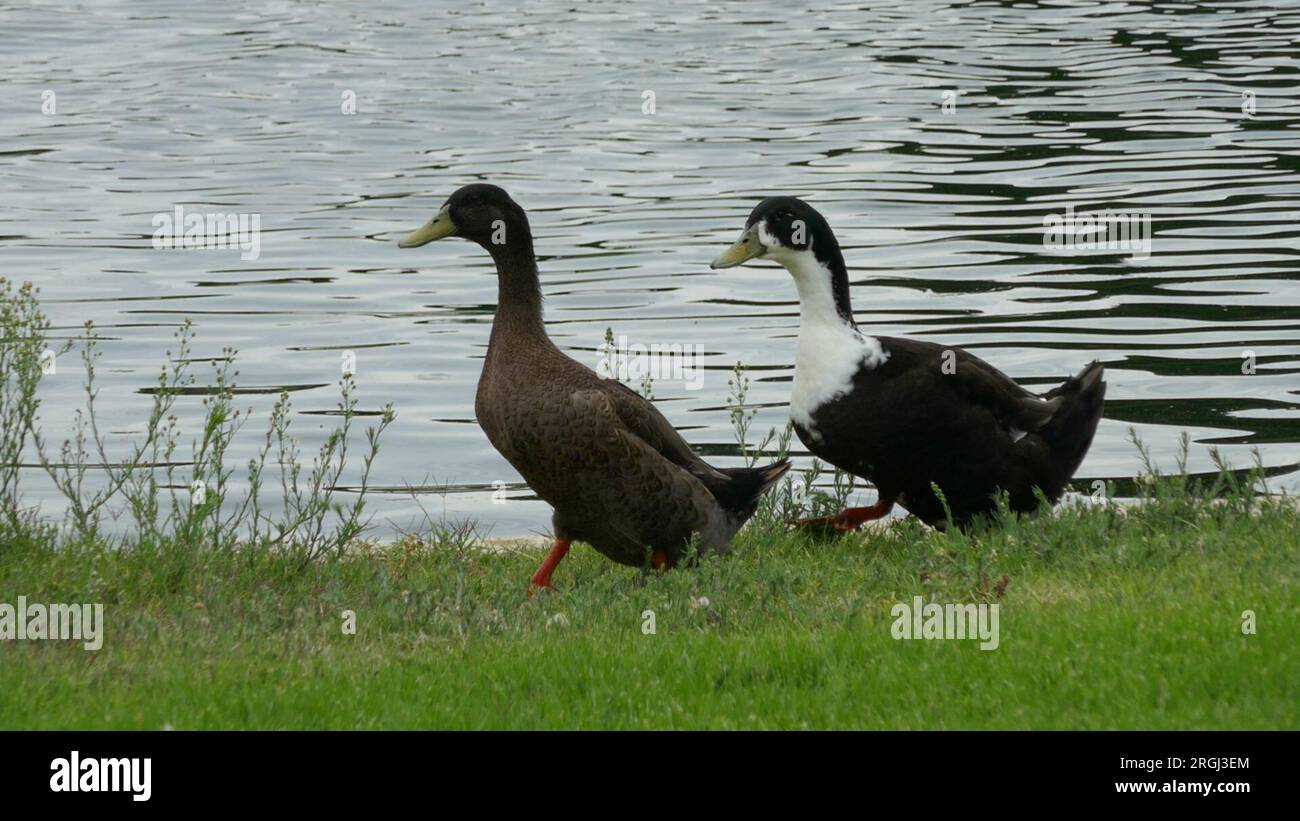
(771, 248), (888, 441)
(777, 248), (853, 330)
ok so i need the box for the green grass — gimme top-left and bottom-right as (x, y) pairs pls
(2, 490), (1296, 729)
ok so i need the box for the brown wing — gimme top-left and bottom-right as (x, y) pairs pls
(595, 379), (727, 481)
(514, 388), (722, 562)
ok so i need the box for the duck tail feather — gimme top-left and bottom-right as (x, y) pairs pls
(705, 458), (791, 514)
(1039, 361), (1106, 482)
(749, 457), (793, 498)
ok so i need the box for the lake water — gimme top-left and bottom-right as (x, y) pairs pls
(3, 0), (1299, 539)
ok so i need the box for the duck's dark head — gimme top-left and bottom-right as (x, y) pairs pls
(711, 196), (854, 325)
(398, 183), (530, 255)
(710, 196), (839, 269)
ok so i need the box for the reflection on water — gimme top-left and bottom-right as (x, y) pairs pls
(2, 0), (1299, 537)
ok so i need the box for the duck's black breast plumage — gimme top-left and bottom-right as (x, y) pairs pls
(794, 335), (1106, 528)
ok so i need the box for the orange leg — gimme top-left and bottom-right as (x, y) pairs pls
(651, 550), (671, 571)
(528, 538), (571, 595)
(788, 499), (895, 533)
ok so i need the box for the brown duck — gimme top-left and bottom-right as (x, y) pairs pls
(399, 184), (789, 590)
(712, 196), (1105, 531)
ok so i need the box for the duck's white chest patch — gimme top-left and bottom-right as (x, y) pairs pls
(771, 244), (889, 445)
(790, 324), (888, 443)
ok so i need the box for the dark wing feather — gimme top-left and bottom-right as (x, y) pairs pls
(597, 379), (727, 480)
(882, 337), (1061, 432)
(560, 388), (723, 560)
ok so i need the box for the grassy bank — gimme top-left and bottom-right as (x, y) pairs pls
(3, 486), (1296, 729)
(2, 278), (1297, 729)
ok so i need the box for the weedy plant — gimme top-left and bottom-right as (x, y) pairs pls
(602, 326), (655, 400)
(1, 281), (1287, 571)
(726, 360), (854, 525)
(0, 277), (394, 562)
(594, 338), (852, 526)
(0, 280), (54, 539)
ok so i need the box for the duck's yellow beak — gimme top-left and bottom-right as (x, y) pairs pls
(399, 205), (458, 248)
(710, 227), (763, 269)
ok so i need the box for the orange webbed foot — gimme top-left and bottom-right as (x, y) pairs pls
(528, 538), (571, 595)
(787, 500), (895, 534)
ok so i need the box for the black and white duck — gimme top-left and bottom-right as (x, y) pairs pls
(711, 196), (1105, 531)
(399, 184), (789, 590)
